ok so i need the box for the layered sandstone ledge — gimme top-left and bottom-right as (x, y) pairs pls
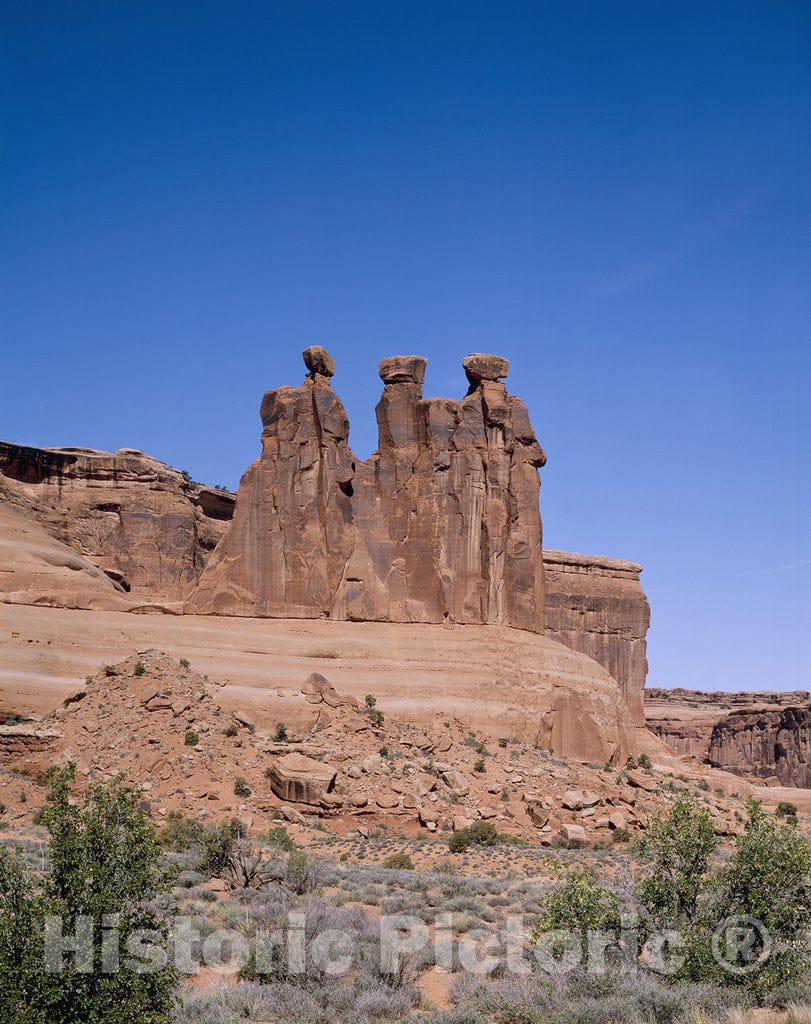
(645, 687), (811, 788)
(544, 550), (649, 726)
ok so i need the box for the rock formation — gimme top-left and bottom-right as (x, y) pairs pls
(0, 435), (651, 711)
(188, 348), (547, 630)
(0, 441), (232, 601)
(544, 550), (650, 725)
(645, 687), (811, 787)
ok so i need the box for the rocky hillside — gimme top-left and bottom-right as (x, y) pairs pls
(0, 650), (761, 847)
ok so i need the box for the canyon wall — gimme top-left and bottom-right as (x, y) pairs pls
(645, 687), (811, 787)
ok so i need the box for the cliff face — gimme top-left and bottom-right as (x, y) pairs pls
(187, 350), (548, 631)
(645, 688), (811, 788)
(0, 441), (233, 601)
(543, 550), (649, 726)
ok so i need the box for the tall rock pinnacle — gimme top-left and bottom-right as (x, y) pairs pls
(188, 347), (547, 631)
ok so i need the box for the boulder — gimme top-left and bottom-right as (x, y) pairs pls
(441, 769), (470, 797)
(561, 789), (600, 811)
(626, 769), (658, 792)
(558, 822), (589, 848)
(462, 353), (509, 383)
(302, 345), (335, 378)
(266, 752), (337, 805)
(378, 355), (427, 385)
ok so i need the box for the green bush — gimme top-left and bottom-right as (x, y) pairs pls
(0, 764), (176, 1022)
(716, 798), (811, 995)
(160, 812), (200, 852)
(532, 867), (620, 962)
(233, 778), (251, 798)
(776, 800), (798, 820)
(179, 658), (190, 669)
(266, 826), (296, 851)
(184, 730), (199, 747)
(383, 852), (415, 870)
(133, 661), (145, 677)
(197, 819), (243, 876)
(273, 722), (288, 742)
(474, 759), (486, 773)
(637, 753), (652, 769)
(285, 850), (311, 893)
(448, 820), (501, 853)
(224, 723), (238, 737)
(634, 795), (811, 995)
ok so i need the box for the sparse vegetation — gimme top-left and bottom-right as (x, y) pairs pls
(233, 777), (251, 798)
(272, 721), (288, 742)
(382, 851), (415, 870)
(183, 729), (199, 746)
(133, 661), (145, 677)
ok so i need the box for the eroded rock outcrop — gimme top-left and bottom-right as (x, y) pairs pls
(544, 550), (650, 725)
(0, 442), (234, 601)
(188, 348), (547, 630)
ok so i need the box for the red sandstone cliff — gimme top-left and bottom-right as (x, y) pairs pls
(645, 687), (811, 788)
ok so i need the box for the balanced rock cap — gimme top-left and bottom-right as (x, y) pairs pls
(302, 345), (335, 378)
(462, 353), (509, 384)
(378, 355), (427, 385)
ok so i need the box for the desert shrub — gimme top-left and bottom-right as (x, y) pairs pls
(273, 722), (288, 742)
(474, 759), (486, 773)
(184, 730), (199, 747)
(133, 661), (145, 676)
(776, 801), (798, 821)
(383, 852), (415, 871)
(715, 798), (811, 995)
(198, 820), (242, 876)
(635, 796), (718, 982)
(234, 778), (251, 798)
(266, 826), (296, 852)
(224, 723), (239, 738)
(284, 850), (326, 895)
(179, 657), (190, 669)
(160, 813), (201, 852)
(637, 753), (652, 769)
(498, 737), (508, 748)
(0, 764), (176, 1022)
(448, 821), (501, 853)
(635, 795), (811, 995)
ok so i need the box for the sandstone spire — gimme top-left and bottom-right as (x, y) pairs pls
(188, 347), (547, 631)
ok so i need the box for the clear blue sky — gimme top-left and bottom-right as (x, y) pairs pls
(2, 2), (809, 692)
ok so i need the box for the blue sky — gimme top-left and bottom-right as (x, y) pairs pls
(2, 1), (809, 691)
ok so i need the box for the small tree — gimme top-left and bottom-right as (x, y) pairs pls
(0, 764), (177, 1022)
(532, 867), (620, 963)
(716, 799), (811, 995)
(0, 847), (43, 1018)
(635, 796), (717, 928)
(634, 796), (719, 982)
